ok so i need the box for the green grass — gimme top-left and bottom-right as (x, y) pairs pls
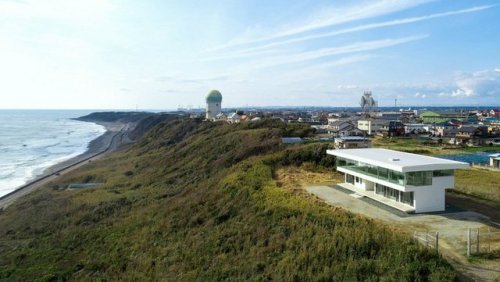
(0, 118), (456, 281)
(455, 168), (500, 204)
(373, 137), (500, 156)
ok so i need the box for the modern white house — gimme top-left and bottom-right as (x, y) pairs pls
(327, 148), (469, 213)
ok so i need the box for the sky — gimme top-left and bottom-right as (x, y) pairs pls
(0, 0), (499, 109)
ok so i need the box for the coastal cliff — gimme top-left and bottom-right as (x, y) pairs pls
(0, 117), (455, 280)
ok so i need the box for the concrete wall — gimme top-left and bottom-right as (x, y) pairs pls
(432, 176), (454, 190)
(413, 186), (446, 213)
(206, 102), (221, 119)
(354, 176), (364, 189)
(351, 176), (375, 191)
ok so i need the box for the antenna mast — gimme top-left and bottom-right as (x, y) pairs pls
(360, 91), (377, 118)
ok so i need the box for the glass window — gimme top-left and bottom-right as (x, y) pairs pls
(378, 167), (389, 180)
(401, 192), (414, 206)
(406, 171), (432, 186)
(346, 174), (354, 184)
(433, 170), (454, 177)
(336, 157), (347, 167)
(389, 170), (405, 185)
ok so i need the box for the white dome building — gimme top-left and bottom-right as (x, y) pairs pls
(205, 90), (222, 120)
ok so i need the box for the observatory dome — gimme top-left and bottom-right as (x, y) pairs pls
(206, 90), (222, 103)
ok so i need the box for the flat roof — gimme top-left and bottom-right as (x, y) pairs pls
(327, 148), (469, 172)
(335, 136), (369, 141)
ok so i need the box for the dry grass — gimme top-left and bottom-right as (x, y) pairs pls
(275, 166), (342, 189)
(455, 168), (500, 204)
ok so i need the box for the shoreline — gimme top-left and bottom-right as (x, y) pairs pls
(0, 121), (128, 210)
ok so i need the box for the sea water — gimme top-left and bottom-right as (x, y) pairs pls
(0, 110), (106, 197)
(435, 151), (497, 164)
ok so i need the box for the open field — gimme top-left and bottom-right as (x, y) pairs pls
(455, 168), (500, 205)
(372, 137), (500, 156)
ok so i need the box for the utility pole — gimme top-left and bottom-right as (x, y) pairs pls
(467, 228), (471, 257)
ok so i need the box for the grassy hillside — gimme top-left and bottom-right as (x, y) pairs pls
(0, 119), (455, 281)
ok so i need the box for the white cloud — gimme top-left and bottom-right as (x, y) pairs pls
(233, 35), (427, 70)
(223, 5), (493, 56)
(451, 69), (500, 97)
(208, 0), (433, 52)
(338, 84), (359, 90)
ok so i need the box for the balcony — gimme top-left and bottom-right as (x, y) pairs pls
(336, 157), (454, 187)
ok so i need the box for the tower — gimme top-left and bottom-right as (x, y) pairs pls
(359, 91), (377, 118)
(205, 90), (222, 120)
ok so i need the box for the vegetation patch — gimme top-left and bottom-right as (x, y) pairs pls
(0, 118), (456, 280)
(454, 168), (500, 204)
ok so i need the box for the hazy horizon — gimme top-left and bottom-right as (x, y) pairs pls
(1, 0), (499, 109)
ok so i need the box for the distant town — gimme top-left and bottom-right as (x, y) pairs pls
(177, 90), (500, 156)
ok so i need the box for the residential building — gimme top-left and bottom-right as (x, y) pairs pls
(375, 111), (402, 120)
(489, 153), (500, 169)
(378, 121), (405, 137)
(215, 112), (227, 121)
(489, 109), (500, 118)
(327, 120), (363, 137)
(357, 119), (387, 135)
(455, 125), (489, 146)
(327, 148), (469, 213)
(227, 112), (241, 123)
(404, 124), (431, 134)
(431, 122), (459, 137)
(334, 136), (371, 149)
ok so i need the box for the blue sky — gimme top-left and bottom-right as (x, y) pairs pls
(0, 0), (499, 109)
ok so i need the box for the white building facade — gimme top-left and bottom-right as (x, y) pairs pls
(327, 148), (468, 213)
(357, 119), (386, 135)
(205, 90), (222, 120)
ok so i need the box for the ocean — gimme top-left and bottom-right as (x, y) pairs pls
(0, 110), (106, 198)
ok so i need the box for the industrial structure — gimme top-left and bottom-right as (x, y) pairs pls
(359, 91), (377, 118)
(327, 148), (469, 213)
(205, 90), (222, 120)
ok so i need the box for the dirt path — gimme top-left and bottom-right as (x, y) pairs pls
(446, 192), (500, 224)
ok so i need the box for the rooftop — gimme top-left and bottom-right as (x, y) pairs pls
(327, 148), (469, 172)
(335, 136), (369, 141)
(206, 90), (222, 103)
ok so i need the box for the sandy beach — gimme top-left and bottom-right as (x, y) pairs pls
(0, 121), (130, 210)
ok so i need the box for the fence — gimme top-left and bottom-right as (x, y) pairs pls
(466, 227), (500, 257)
(413, 231), (439, 251)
